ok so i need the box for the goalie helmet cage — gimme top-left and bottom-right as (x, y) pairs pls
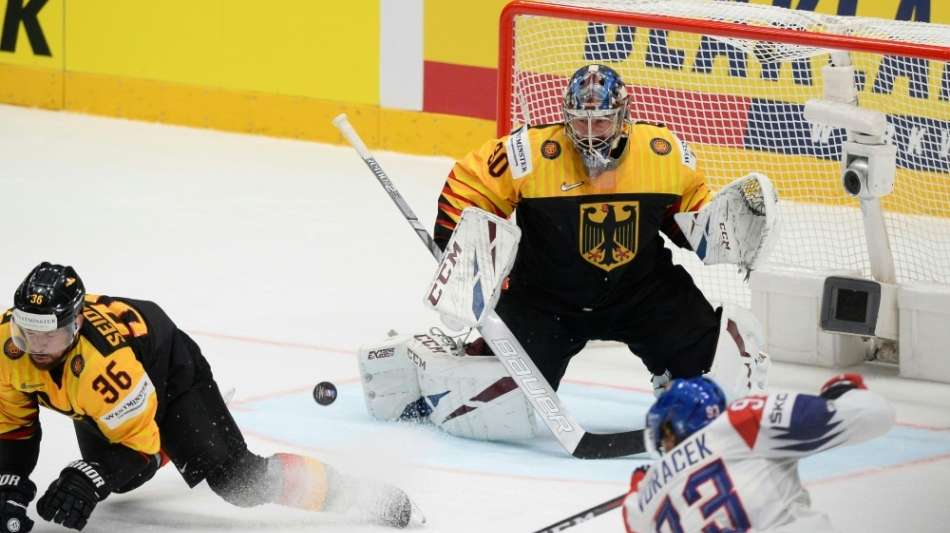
(498, 0), (950, 313)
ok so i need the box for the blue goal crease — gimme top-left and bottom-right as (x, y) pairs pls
(233, 383), (950, 485)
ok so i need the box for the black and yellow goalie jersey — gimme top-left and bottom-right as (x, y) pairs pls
(434, 122), (709, 309)
(0, 295), (162, 461)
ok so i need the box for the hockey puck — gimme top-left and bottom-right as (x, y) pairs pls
(313, 381), (338, 406)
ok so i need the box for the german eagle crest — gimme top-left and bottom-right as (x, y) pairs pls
(580, 201), (639, 271)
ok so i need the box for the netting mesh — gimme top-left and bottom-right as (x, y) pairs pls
(503, 0), (950, 307)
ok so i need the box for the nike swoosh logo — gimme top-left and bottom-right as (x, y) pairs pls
(177, 462), (188, 474)
(560, 182), (585, 191)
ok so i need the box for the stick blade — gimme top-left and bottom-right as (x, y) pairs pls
(572, 429), (646, 459)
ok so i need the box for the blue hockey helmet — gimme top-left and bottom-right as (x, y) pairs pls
(644, 377), (726, 456)
(562, 64), (629, 177)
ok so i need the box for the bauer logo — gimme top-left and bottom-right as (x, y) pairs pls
(490, 337), (574, 433)
(0, 0), (53, 56)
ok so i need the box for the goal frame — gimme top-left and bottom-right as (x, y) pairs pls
(497, 0), (950, 136)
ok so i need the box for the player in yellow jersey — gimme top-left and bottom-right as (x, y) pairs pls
(359, 65), (779, 445)
(0, 263), (420, 532)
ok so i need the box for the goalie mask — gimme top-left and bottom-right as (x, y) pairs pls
(562, 64), (630, 177)
(11, 262), (85, 359)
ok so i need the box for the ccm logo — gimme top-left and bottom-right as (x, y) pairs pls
(413, 334), (447, 354)
(427, 242), (463, 305)
(718, 222), (731, 250)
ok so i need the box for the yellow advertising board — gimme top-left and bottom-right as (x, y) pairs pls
(65, 1), (379, 105)
(0, 0), (63, 107)
(0, 0), (62, 67)
(425, 0), (511, 68)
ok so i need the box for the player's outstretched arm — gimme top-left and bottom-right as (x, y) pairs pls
(723, 374), (895, 460)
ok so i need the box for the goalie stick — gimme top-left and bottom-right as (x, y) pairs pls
(332, 113), (645, 459)
(532, 493), (626, 533)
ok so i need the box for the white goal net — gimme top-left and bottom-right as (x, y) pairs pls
(499, 0), (950, 308)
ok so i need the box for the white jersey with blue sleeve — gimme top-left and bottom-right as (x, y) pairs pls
(623, 389), (895, 533)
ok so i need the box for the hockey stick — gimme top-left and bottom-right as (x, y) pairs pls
(532, 493), (626, 533)
(332, 114), (644, 459)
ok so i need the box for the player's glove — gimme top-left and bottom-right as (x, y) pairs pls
(628, 465), (649, 493)
(820, 373), (867, 400)
(0, 472), (36, 533)
(36, 460), (110, 531)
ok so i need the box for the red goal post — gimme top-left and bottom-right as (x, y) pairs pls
(497, 0), (950, 312)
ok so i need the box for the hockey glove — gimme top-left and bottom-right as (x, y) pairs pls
(820, 373), (867, 400)
(0, 472), (36, 533)
(37, 460), (110, 531)
(629, 465), (649, 493)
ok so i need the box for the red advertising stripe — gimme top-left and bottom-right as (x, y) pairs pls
(508, 71), (751, 146)
(629, 85), (751, 146)
(424, 61), (498, 120)
(425, 61), (750, 144)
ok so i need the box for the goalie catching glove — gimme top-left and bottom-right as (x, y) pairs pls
(675, 172), (780, 274)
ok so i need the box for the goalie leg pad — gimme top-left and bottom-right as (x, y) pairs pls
(411, 337), (538, 442)
(706, 305), (771, 401)
(358, 337), (423, 421)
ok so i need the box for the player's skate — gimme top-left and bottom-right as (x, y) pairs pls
(371, 485), (426, 529)
(324, 467), (425, 529)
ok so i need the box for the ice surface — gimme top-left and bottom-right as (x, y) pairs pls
(2, 104), (949, 532)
